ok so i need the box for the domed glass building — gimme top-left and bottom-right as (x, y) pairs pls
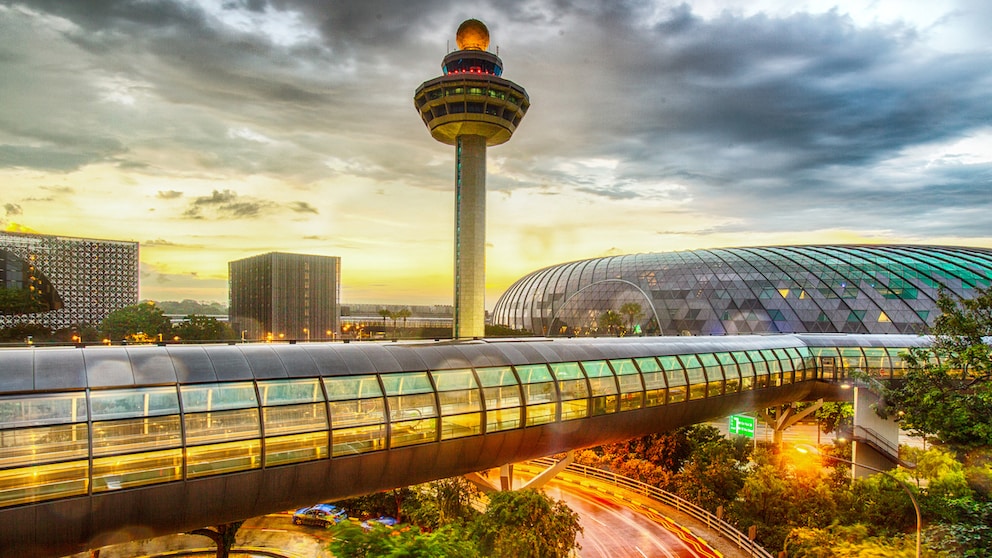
(491, 245), (992, 336)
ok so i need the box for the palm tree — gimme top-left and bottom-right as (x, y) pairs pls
(619, 302), (644, 335)
(377, 308), (393, 336)
(396, 308), (412, 337)
(599, 310), (624, 336)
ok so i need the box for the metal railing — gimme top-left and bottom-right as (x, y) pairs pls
(852, 425), (916, 469)
(530, 457), (774, 558)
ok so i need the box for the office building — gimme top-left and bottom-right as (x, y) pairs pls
(228, 252), (340, 341)
(0, 231), (138, 330)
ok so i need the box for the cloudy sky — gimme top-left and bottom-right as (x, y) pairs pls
(1, 0), (990, 308)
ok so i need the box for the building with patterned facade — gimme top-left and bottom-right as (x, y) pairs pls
(0, 231), (139, 330)
(228, 252), (340, 342)
(491, 245), (992, 337)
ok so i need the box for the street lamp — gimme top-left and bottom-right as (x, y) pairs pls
(796, 444), (920, 558)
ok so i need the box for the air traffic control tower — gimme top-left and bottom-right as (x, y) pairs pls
(415, 19), (529, 338)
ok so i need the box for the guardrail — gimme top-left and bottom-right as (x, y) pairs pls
(529, 457), (774, 558)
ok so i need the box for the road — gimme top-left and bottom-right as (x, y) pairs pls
(512, 465), (723, 558)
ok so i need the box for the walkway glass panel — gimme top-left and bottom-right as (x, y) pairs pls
(716, 353), (740, 393)
(431, 369), (482, 439)
(475, 366), (522, 432)
(180, 382), (260, 478)
(697, 353), (725, 397)
(609, 359), (645, 411)
(658, 356), (687, 402)
(550, 362), (589, 420)
(381, 372), (437, 448)
(324, 375), (386, 456)
(258, 378), (328, 466)
(731, 351), (755, 390)
(634, 357), (666, 407)
(748, 350), (770, 388)
(581, 361), (619, 415)
(0, 392), (89, 506)
(515, 364), (557, 426)
(680, 355), (707, 400)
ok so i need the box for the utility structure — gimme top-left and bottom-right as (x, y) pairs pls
(415, 19), (529, 338)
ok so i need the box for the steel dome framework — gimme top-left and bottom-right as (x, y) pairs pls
(491, 245), (992, 336)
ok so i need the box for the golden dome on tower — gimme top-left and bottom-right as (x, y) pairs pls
(456, 19), (489, 51)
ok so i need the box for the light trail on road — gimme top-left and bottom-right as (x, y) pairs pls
(514, 467), (721, 558)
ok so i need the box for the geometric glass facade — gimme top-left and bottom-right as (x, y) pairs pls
(228, 252), (341, 342)
(0, 231), (138, 330)
(492, 245), (992, 336)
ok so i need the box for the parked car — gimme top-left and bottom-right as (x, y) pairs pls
(361, 516), (398, 531)
(292, 504), (347, 528)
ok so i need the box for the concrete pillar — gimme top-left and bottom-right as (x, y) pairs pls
(454, 135), (487, 339)
(852, 387), (901, 478)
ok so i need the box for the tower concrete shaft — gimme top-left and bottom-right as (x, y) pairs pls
(455, 135), (487, 338)
(414, 19), (529, 338)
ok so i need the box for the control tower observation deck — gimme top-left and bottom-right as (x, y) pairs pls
(414, 19), (529, 339)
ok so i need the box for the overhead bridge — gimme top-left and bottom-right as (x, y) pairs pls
(0, 334), (929, 557)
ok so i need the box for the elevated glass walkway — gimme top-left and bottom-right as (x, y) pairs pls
(0, 334), (930, 557)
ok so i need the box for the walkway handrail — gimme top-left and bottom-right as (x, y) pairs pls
(529, 458), (774, 558)
(851, 425), (916, 469)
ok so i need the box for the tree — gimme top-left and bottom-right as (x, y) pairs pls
(470, 489), (582, 558)
(173, 315), (236, 341)
(329, 521), (480, 558)
(619, 302), (644, 334)
(0, 286), (49, 315)
(814, 402), (854, 435)
(187, 521), (243, 558)
(598, 310), (623, 336)
(397, 307), (412, 336)
(881, 287), (992, 449)
(101, 302), (172, 341)
(377, 308), (393, 336)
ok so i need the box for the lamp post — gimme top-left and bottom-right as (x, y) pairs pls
(796, 445), (920, 558)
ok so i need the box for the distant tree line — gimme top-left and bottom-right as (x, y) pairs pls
(0, 301), (234, 343)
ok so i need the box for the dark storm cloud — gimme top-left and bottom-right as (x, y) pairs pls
(2, 0), (990, 239)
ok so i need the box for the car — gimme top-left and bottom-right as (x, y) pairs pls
(292, 504), (347, 528)
(361, 516), (398, 531)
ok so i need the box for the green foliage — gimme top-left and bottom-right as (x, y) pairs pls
(814, 402), (853, 435)
(619, 302), (644, 332)
(0, 286), (49, 314)
(598, 309), (623, 335)
(785, 524), (929, 558)
(101, 302), (172, 341)
(729, 457), (840, 550)
(402, 479), (481, 530)
(333, 488), (412, 523)
(329, 521), (479, 558)
(484, 323), (532, 337)
(883, 287), (992, 449)
(470, 489), (582, 558)
(840, 472), (918, 537)
(152, 299), (228, 315)
(173, 314), (236, 341)
(0, 322), (53, 342)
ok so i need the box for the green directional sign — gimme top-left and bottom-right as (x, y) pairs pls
(728, 414), (756, 438)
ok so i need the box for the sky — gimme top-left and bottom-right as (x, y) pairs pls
(1, 0), (991, 309)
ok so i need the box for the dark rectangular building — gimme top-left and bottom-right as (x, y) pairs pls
(228, 252), (340, 341)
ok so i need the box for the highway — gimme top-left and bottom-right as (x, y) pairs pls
(513, 464), (724, 558)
